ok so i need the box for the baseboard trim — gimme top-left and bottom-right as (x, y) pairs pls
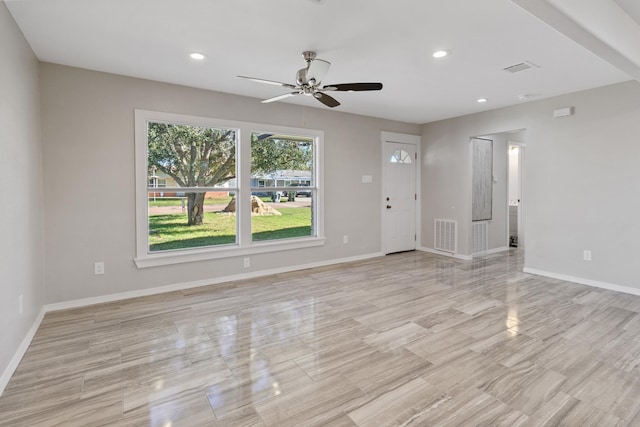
(523, 267), (640, 297)
(0, 307), (46, 396)
(472, 246), (510, 257)
(3, 252), (383, 394)
(44, 252), (384, 312)
(418, 247), (472, 261)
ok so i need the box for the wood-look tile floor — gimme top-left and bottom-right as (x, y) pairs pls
(3, 250), (640, 426)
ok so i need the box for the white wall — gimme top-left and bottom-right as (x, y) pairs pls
(39, 63), (420, 304)
(422, 80), (640, 290)
(0, 2), (45, 390)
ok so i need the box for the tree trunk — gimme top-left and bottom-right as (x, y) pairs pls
(187, 192), (206, 225)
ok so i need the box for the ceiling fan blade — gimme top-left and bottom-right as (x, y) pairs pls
(307, 59), (331, 84)
(237, 76), (297, 90)
(314, 92), (340, 108)
(261, 92), (299, 104)
(322, 83), (383, 92)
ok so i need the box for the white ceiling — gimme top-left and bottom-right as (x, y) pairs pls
(616, 0), (640, 25)
(5, 0), (638, 124)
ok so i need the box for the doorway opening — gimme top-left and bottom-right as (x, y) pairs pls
(470, 130), (525, 255)
(508, 142), (525, 248)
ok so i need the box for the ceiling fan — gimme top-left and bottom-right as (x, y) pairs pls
(238, 51), (383, 108)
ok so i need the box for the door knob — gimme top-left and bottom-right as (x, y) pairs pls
(386, 205), (392, 209)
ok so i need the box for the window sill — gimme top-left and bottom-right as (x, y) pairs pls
(134, 237), (326, 269)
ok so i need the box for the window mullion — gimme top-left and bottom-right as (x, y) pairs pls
(238, 127), (252, 246)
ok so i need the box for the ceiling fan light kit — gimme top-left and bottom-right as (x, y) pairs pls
(238, 51), (383, 108)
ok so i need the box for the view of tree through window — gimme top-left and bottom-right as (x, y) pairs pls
(250, 132), (315, 242)
(147, 122), (238, 252)
(141, 119), (320, 255)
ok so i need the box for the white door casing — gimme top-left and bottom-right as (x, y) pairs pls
(382, 133), (419, 254)
(507, 141), (526, 249)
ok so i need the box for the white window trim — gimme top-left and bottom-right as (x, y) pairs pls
(134, 110), (325, 268)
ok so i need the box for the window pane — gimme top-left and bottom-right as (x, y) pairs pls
(148, 191), (236, 252)
(390, 149), (412, 164)
(250, 132), (315, 242)
(147, 122), (237, 252)
(251, 192), (313, 242)
(251, 132), (313, 188)
(148, 122), (236, 190)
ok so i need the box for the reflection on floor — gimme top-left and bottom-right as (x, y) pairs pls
(2, 249), (640, 426)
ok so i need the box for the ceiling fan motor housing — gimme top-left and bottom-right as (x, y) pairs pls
(296, 68), (312, 86)
(297, 51), (320, 86)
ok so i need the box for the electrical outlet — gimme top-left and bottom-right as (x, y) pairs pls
(94, 261), (105, 275)
(583, 250), (592, 261)
(19, 294), (23, 315)
(343, 235), (349, 244)
(243, 257), (250, 268)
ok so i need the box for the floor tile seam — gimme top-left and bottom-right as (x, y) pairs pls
(361, 376), (458, 425)
(122, 383), (212, 417)
(119, 388), (211, 423)
(478, 381), (555, 420)
(0, 403), (69, 425)
(478, 362), (553, 395)
(2, 371), (90, 396)
(202, 387), (223, 424)
(344, 376), (442, 422)
(430, 386), (528, 426)
(560, 388), (633, 424)
(0, 386), (96, 425)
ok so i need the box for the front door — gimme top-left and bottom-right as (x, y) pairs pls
(383, 141), (417, 254)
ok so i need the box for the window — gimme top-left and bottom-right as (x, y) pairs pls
(251, 132), (315, 242)
(390, 149), (412, 164)
(135, 110), (324, 267)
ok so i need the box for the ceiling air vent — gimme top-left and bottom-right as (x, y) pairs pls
(503, 61), (540, 73)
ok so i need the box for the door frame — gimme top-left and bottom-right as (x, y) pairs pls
(381, 131), (421, 254)
(507, 141), (526, 249)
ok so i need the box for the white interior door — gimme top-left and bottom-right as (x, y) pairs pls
(383, 141), (417, 254)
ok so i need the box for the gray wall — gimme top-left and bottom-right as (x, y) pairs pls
(422, 80), (640, 289)
(39, 63), (420, 303)
(0, 3), (45, 386)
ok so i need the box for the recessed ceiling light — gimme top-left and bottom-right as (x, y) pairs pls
(190, 53), (205, 60)
(432, 50), (449, 58)
(477, 98), (488, 103)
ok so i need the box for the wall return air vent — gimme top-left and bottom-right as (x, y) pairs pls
(472, 221), (489, 253)
(503, 61), (540, 73)
(434, 219), (457, 253)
